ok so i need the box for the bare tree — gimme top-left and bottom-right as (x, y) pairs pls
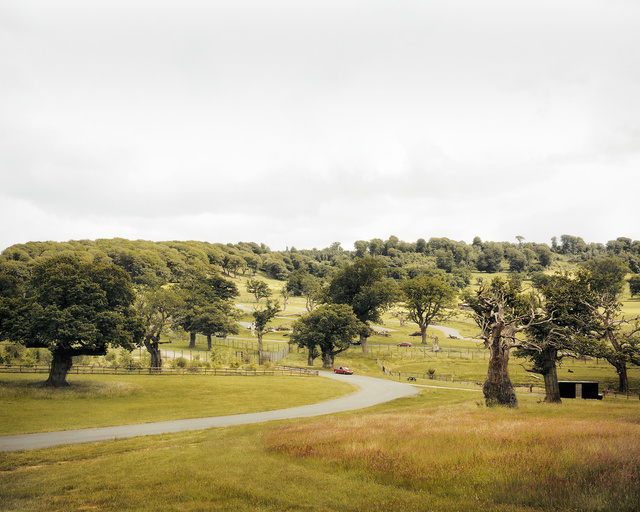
(466, 277), (539, 408)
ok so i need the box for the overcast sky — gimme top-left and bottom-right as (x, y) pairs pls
(2, 0), (639, 252)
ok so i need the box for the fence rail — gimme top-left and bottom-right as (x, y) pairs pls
(389, 370), (639, 400)
(0, 364), (318, 377)
(352, 345), (611, 365)
(197, 335), (287, 355)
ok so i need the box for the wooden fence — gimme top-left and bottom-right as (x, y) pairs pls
(0, 364), (318, 377)
(352, 345), (610, 365)
(197, 335), (287, 355)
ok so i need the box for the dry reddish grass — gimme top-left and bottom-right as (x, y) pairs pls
(264, 402), (640, 510)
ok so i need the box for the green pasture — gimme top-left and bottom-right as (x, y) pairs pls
(1, 383), (638, 512)
(286, 345), (640, 394)
(166, 307), (640, 396)
(0, 374), (355, 436)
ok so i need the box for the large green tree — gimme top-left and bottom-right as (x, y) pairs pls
(401, 276), (455, 351)
(179, 273), (239, 348)
(0, 255), (144, 387)
(290, 304), (363, 368)
(287, 270), (322, 312)
(580, 258), (640, 393)
(326, 258), (398, 354)
(519, 272), (598, 403)
(246, 278), (271, 304)
(135, 286), (184, 369)
(628, 274), (640, 297)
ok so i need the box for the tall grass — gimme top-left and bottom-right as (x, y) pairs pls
(1, 392), (638, 511)
(264, 399), (640, 511)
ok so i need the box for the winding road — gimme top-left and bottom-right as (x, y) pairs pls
(0, 372), (419, 452)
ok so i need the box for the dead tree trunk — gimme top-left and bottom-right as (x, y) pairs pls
(473, 282), (534, 409)
(483, 325), (518, 408)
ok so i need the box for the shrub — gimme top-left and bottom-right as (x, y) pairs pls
(105, 351), (118, 366)
(21, 349), (39, 367)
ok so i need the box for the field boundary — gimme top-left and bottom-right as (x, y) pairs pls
(0, 364), (318, 377)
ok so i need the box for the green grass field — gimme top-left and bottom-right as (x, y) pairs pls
(0, 374), (356, 436)
(1, 382), (638, 512)
(2, 271), (639, 510)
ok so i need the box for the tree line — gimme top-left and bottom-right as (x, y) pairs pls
(4, 235), (640, 286)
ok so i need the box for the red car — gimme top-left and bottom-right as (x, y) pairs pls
(397, 342), (412, 347)
(333, 366), (353, 375)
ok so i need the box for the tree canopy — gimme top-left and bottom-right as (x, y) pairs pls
(401, 275), (455, 351)
(290, 304), (363, 368)
(326, 258), (398, 353)
(0, 255), (144, 386)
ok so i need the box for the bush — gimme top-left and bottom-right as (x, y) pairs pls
(118, 349), (141, 369)
(1, 345), (24, 365)
(21, 349), (39, 367)
(105, 351), (118, 366)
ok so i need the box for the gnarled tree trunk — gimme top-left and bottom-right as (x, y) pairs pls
(45, 345), (108, 387)
(45, 349), (73, 387)
(609, 358), (629, 394)
(144, 335), (163, 369)
(188, 332), (196, 349)
(483, 325), (518, 408)
(541, 347), (561, 403)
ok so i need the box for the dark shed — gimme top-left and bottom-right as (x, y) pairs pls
(558, 381), (601, 399)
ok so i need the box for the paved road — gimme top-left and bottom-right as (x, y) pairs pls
(0, 372), (419, 452)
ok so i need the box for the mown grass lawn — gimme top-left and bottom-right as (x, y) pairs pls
(1, 388), (638, 512)
(0, 374), (356, 435)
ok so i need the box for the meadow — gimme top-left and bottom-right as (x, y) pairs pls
(2, 272), (640, 510)
(1, 382), (638, 511)
(0, 374), (355, 436)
